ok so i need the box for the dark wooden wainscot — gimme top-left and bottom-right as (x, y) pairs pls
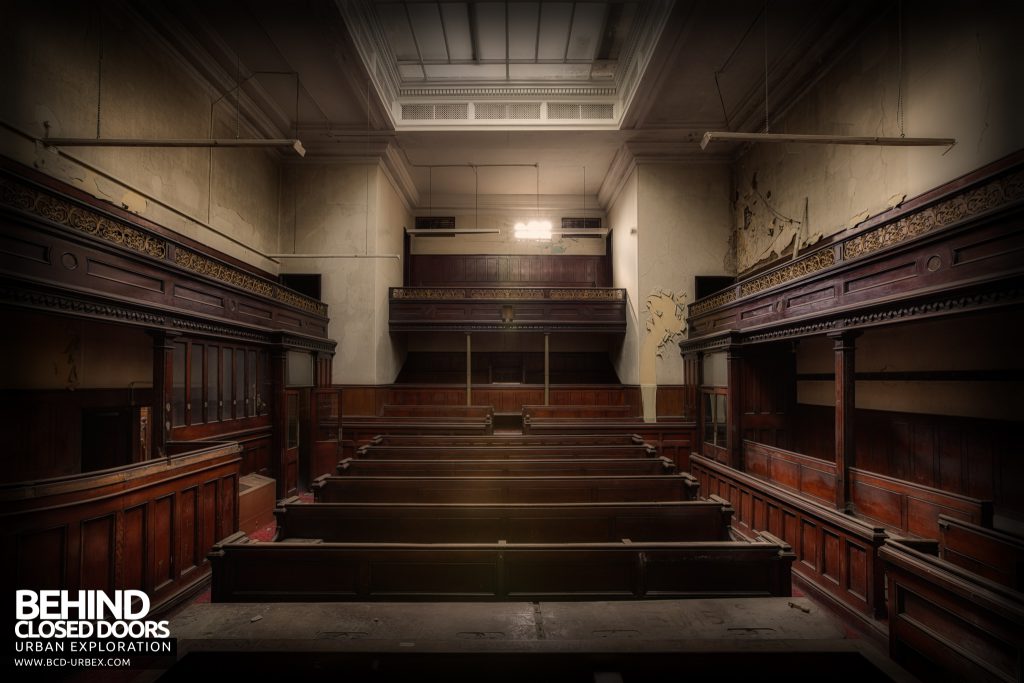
(0, 442), (241, 611)
(881, 539), (1024, 683)
(690, 454), (888, 622)
(389, 287), (627, 333)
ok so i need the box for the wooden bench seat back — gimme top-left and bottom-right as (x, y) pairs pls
(337, 457), (675, 477)
(313, 473), (700, 504)
(938, 514), (1024, 591)
(274, 498), (734, 544)
(355, 444), (658, 460)
(209, 532), (794, 603)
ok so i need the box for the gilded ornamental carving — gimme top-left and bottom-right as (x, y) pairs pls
(392, 287), (625, 301)
(739, 247), (837, 298)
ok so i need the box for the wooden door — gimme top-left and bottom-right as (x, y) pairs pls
(280, 389), (300, 497)
(309, 387), (342, 485)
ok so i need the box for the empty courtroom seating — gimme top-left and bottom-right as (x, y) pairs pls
(312, 473), (700, 504)
(336, 457), (675, 477)
(273, 496), (734, 543)
(355, 443), (658, 460)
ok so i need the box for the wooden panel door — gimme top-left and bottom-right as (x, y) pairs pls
(309, 387), (342, 485)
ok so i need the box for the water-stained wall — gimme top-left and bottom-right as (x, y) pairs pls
(733, 1), (1024, 274)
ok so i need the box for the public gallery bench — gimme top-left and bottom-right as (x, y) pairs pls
(522, 405), (635, 422)
(337, 457), (676, 477)
(209, 533), (795, 602)
(937, 514), (1024, 591)
(355, 443), (659, 460)
(366, 434), (647, 448)
(880, 537), (1024, 683)
(273, 497), (735, 544)
(380, 404), (495, 421)
(312, 473), (701, 504)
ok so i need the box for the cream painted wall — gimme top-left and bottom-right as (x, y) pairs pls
(0, 311), (151, 390)
(637, 164), (733, 387)
(795, 313), (1024, 421)
(733, 1), (1024, 273)
(0, 2), (282, 272)
(281, 163), (377, 383)
(375, 167), (412, 383)
(607, 168), (639, 385)
(280, 162), (410, 385)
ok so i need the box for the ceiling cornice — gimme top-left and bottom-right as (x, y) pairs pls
(597, 138), (732, 209)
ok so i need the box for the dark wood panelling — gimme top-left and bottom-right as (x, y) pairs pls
(210, 534), (792, 603)
(882, 540), (1024, 683)
(0, 443), (240, 611)
(409, 254), (610, 287)
(389, 288), (626, 333)
(794, 404), (1018, 520)
(938, 515), (1024, 591)
(1, 388), (152, 483)
(690, 454), (887, 622)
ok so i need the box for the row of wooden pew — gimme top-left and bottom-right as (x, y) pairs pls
(210, 424), (796, 603)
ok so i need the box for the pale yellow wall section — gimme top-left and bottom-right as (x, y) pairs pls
(0, 3), (282, 273)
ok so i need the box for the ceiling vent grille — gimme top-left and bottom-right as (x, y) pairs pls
(402, 103), (469, 120)
(548, 103), (614, 120)
(474, 103), (542, 120)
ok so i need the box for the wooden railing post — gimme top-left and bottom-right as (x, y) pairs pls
(828, 330), (861, 512)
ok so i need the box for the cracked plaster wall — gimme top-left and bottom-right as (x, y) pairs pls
(0, 2), (281, 272)
(733, 1), (1024, 274)
(637, 163), (734, 389)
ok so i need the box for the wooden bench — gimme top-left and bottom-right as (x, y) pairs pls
(273, 496), (734, 544)
(367, 434), (647, 447)
(313, 473), (700, 504)
(880, 539), (1024, 683)
(938, 514), (1024, 591)
(336, 457), (676, 477)
(355, 443), (659, 460)
(381, 403), (495, 420)
(209, 532), (794, 602)
(522, 405), (635, 423)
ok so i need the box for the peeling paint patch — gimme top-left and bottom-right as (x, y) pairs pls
(639, 288), (688, 385)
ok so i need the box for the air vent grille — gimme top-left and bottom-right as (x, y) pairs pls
(415, 216), (456, 230)
(474, 103), (542, 120)
(402, 103), (469, 120)
(548, 103), (614, 120)
(561, 217), (602, 230)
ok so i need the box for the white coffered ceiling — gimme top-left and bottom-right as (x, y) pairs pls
(140, 0), (885, 207)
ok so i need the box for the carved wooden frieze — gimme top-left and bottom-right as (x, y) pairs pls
(0, 175), (167, 259)
(391, 287), (625, 301)
(0, 171), (327, 318)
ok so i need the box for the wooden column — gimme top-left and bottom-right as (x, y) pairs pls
(544, 332), (550, 405)
(726, 339), (744, 470)
(465, 333), (472, 406)
(271, 346), (289, 498)
(829, 330), (860, 512)
(149, 331), (175, 459)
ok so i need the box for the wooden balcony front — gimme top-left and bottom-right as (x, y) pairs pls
(389, 287), (627, 333)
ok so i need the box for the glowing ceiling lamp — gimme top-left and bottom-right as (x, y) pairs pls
(514, 219), (552, 240)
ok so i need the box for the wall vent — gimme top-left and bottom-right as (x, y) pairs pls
(561, 217), (602, 230)
(402, 103), (469, 120)
(415, 216), (456, 230)
(548, 103), (614, 120)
